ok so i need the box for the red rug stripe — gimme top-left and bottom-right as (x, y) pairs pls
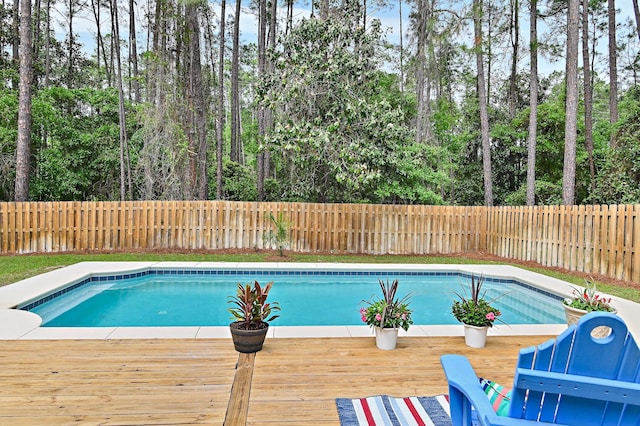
(359, 398), (376, 425)
(403, 397), (426, 426)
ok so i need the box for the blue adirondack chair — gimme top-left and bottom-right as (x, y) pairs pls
(441, 312), (640, 425)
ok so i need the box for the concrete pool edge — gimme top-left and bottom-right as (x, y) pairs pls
(0, 262), (638, 339)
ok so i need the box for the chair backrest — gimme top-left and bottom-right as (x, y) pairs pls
(508, 312), (640, 424)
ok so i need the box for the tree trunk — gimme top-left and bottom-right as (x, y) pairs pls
(215, 0), (226, 200)
(263, 0), (276, 175)
(129, 0), (141, 102)
(562, 0), (579, 205)
(508, 0), (519, 118)
(608, 0), (618, 147)
(230, 0), (241, 163)
(33, 0), (41, 67)
(12, 0), (19, 90)
(111, 0), (131, 200)
(633, 0), (640, 42)
(185, 1), (207, 200)
(415, 0), (432, 145)
(474, 0), (493, 206)
(257, 0), (267, 201)
(399, 0), (404, 95)
(525, 0), (538, 206)
(286, 0), (293, 35)
(582, 0), (595, 196)
(15, 0), (33, 202)
(319, 0), (329, 20)
(45, 0), (51, 86)
(67, 0), (75, 88)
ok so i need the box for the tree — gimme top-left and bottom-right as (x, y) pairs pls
(15, 0), (33, 201)
(231, 0), (242, 163)
(582, 0), (595, 194)
(260, 1), (444, 203)
(129, 0), (140, 102)
(12, 0), (19, 89)
(633, 0), (640, 42)
(185, 0), (207, 199)
(110, 0), (132, 200)
(473, 0), (493, 206)
(414, 0), (432, 145)
(90, 0), (111, 86)
(608, 0), (618, 146)
(256, 0), (267, 200)
(562, 0), (579, 205)
(508, 0), (519, 118)
(216, 0), (226, 199)
(525, 0), (538, 205)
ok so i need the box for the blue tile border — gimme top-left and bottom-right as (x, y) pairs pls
(19, 268), (563, 312)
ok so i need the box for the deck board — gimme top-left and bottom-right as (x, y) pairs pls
(0, 335), (554, 425)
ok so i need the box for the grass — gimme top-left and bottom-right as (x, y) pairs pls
(1, 251), (639, 303)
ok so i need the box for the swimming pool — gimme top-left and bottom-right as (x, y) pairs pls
(23, 268), (566, 327)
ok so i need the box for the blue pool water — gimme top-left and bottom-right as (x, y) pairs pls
(25, 271), (566, 327)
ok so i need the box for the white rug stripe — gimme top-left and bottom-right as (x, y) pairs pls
(435, 394), (451, 417)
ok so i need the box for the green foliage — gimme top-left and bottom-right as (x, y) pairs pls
(563, 280), (615, 312)
(360, 279), (413, 331)
(504, 180), (562, 205)
(209, 160), (258, 201)
(0, 87), (128, 201)
(451, 275), (502, 327)
(590, 87), (640, 204)
(0, 89), (18, 200)
(228, 280), (280, 329)
(264, 212), (290, 256)
(259, 1), (441, 204)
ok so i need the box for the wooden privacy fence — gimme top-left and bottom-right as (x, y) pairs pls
(0, 201), (638, 283)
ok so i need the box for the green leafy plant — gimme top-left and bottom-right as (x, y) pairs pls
(451, 275), (502, 328)
(563, 279), (615, 312)
(264, 212), (290, 256)
(360, 279), (413, 331)
(228, 280), (281, 330)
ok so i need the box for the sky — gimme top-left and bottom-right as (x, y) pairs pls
(59, 0), (637, 81)
(63, 1), (408, 57)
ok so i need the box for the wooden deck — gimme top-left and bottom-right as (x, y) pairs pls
(0, 335), (554, 425)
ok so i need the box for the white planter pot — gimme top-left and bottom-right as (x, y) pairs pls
(563, 304), (616, 338)
(463, 324), (488, 348)
(375, 327), (399, 350)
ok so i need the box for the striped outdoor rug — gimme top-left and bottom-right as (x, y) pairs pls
(336, 395), (451, 426)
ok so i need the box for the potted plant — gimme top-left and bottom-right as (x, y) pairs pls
(228, 280), (280, 353)
(451, 275), (502, 348)
(360, 278), (413, 350)
(563, 279), (616, 336)
(264, 212), (290, 257)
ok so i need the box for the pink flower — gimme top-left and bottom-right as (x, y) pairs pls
(401, 313), (407, 320)
(486, 312), (495, 321)
(375, 313), (382, 321)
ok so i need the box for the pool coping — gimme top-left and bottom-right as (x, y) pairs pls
(1, 262), (638, 339)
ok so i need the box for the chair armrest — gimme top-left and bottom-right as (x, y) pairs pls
(441, 355), (559, 426)
(515, 369), (640, 405)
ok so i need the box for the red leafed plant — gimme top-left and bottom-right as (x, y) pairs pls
(563, 279), (615, 312)
(228, 280), (280, 330)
